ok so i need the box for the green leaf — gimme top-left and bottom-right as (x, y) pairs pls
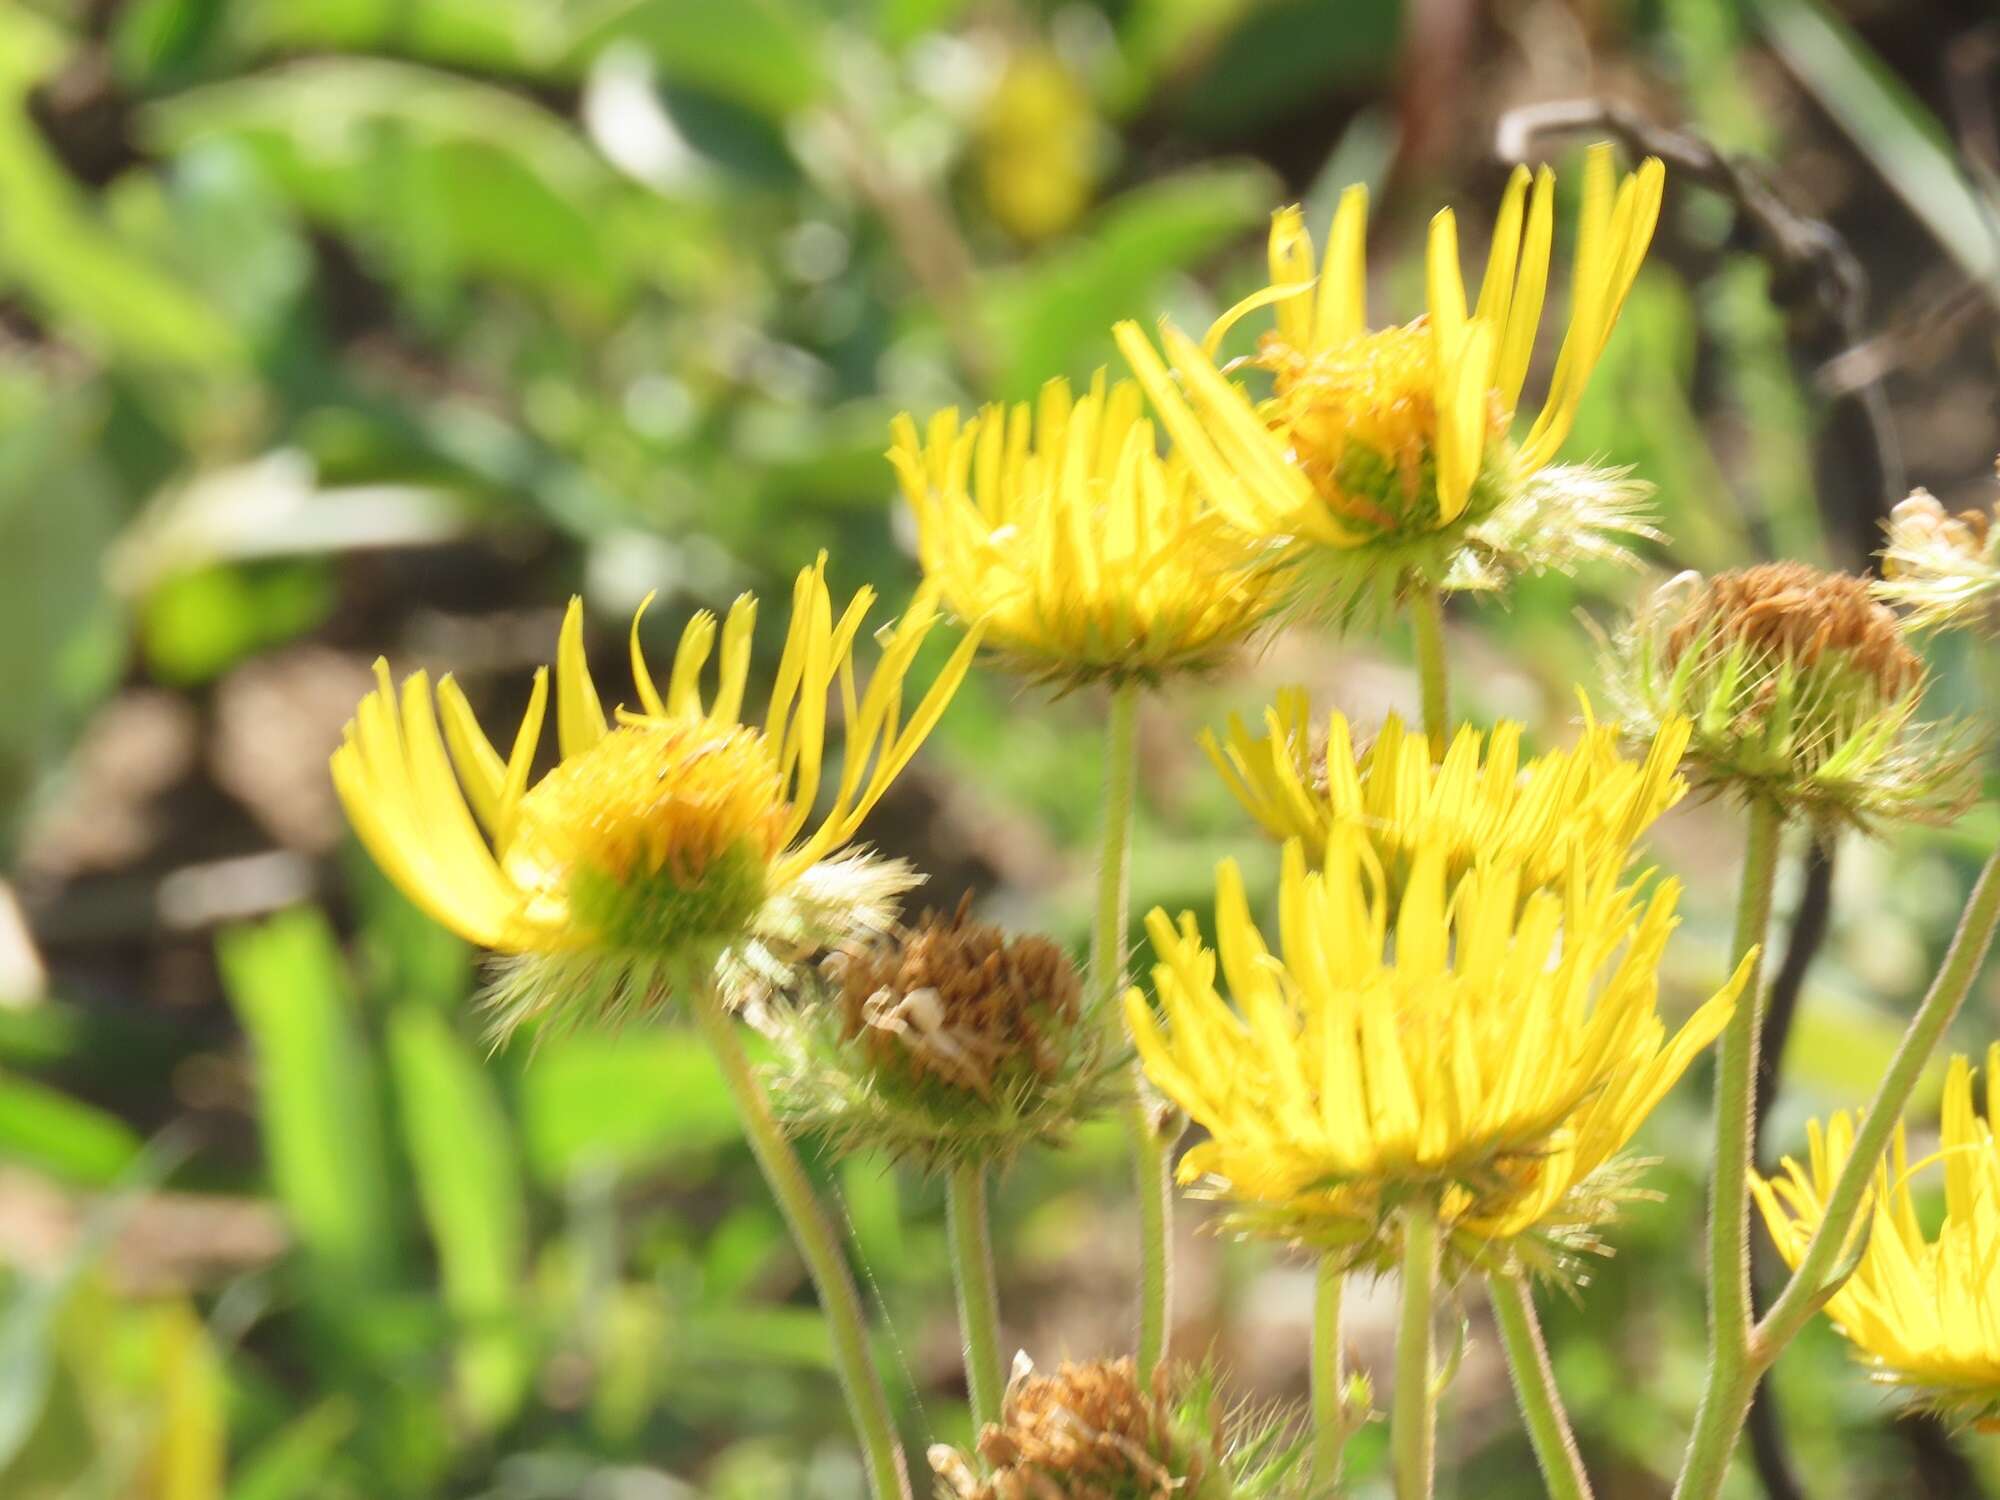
(563, 0), (826, 119)
(217, 908), (402, 1287)
(112, 0), (228, 88)
(144, 58), (634, 308)
(0, 1141), (180, 1468)
(226, 0), (563, 74)
(514, 1029), (739, 1183)
(679, 1304), (833, 1370)
(870, 0), (972, 49)
(1751, 0), (2000, 295)
(0, 1071), (142, 1187)
(0, 380), (123, 854)
(227, 1398), (359, 1500)
(977, 163), (1276, 398)
(352, 856), (472, 1015)
(0, 4), (243, 374)
(1168, 0), (1401, 140)
(387, 1008), (532, 1430)
(836, 1158), (904, 1280)
(139, 561), (335, 687)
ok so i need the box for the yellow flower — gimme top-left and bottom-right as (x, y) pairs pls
(976, 48), (1096, 243)
(1203, 693), (1689, 897)
(1112, 145), (1662, 591)
(889, 374), (1286, 686)
(1754, 1047), (2000, 1422)
(331, 556), (981, 1029)
(1127, 834), (1751, 1269)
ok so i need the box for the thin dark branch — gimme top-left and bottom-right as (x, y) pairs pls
(1754, 840), (1837, 1157)
(1740, 838), (1836, 1500)
(1904, 1411), (1987, 1499)
(1745, 1387), (1809, 1500)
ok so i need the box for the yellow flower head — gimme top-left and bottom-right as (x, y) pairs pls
(1203, 691), (1689, 897)
(1113, 145), (1662, 598)
(1754, 1048), (2000, 1424)
(975, 48), (1096, 243)
(890, 373), (1286, 687)
(1127, 835), (1752, 1271)
(331, 556), (981, 1030)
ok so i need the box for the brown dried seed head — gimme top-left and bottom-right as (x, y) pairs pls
(838, 894), (1083, 1095)
(970, 1357), (1202, 1500)
(1664, 561), (1923, 703)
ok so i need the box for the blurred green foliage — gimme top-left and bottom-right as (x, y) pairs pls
(1, 0), (1998, 1495)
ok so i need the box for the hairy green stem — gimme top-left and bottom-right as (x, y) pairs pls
(1490, 1274), (1593, 1500)
(1411, 579), (1450, 756)
(1673, 800), (1784, 1500)
(1094, 680), (1172, 1377)
(1310, 1259), (1347, 1491)
(1755, 846), (2000, 1352)
(945, 1164), (1005, 1433)
(688, 978), (912, 1500)
(1675, 841), (2000, 1500)
(1393, 1200), (1439, 1500)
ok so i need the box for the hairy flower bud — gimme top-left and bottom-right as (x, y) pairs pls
(930, 1355), (1310, 1500)
(1605, 563), (1978, 830)
(838, 896), (1082, 1096)
(768, 901), (1117, 1170)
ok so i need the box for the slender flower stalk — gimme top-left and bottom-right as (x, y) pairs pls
(687, 968), (912, 1500)
(1676, 801), (1782, 1500)
(946, 1165), (1005, 1433)
(1490, 1274), (1593, 1500)
(1755, 848), (2000, 1357)
(1311, 1259), (1347, 1491)
(1092, 683), (1139, 1050)
(1394, 1199), (1439, 1500)
(1672, 846), (2000, 1498)
(1093, 681), (1174, 1378)
(1410, 580), (1450, 756)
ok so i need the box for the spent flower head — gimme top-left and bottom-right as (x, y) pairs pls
(1203, 691), (1687, 899)
(1604, 562), (1978, 831)
(929, 1354), (1310, 1500)
(1127, 833), (1752, 1276)
(1874, 482), (2000, 636)
(1754, 1046), (2000, 1427)
(1113, 144), (1663, 618)
(890, 373), (1288, 688)
(767, 898), (1118, 1170)
(330, 556), (980, 1036)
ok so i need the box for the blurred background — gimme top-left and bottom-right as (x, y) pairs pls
(2, 0), (1998, 1496)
